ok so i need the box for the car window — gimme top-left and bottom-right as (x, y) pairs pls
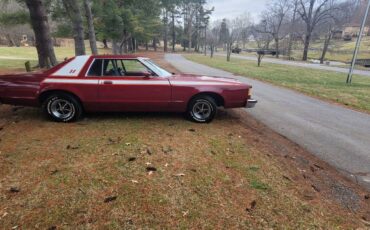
(103, 59), (118, 76)
(122, 59), (149, 73)
(102, 59), (153, 77)
(87, 59), (103, 76)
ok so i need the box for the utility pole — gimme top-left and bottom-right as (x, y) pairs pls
(346, 0), (370, 84)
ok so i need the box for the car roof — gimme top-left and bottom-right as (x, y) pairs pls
(90, 54), (148, 59)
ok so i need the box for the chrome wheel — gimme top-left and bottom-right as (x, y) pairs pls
(192, 100), (212, 120)
(49, 99), (75, 120)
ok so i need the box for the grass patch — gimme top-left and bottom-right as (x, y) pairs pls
(0, 46), (111, 69)
(250, 179), (270, 191)
(186, 54), (370, 113)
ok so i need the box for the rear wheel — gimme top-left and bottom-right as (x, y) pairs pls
(42, 93), (83, 122)
(187, 95), (217, 123)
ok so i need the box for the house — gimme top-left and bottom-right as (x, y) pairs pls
(343, 24), (370, 37)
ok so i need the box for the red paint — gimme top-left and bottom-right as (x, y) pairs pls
(0, 55), (253, 112)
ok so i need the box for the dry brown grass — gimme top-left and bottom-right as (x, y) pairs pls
(0, 52), (369, 229)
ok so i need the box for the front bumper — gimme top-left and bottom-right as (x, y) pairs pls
(246, 99), (257, 108)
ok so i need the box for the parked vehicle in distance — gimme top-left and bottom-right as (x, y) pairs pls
(0, 55), (257, 123)
(232, 47), (242, 54)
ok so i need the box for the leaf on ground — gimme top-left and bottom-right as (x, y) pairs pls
(246, 200), (257, 212)
(9, 187), (20, 193)
(146, 167), (157, 172)
(66, 145), (79, 150)
(128, 157), (137, 162)
(188, 128), (196, 132)
(104, 196), (117, 203)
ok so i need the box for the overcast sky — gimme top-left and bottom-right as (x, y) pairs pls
(207, 0), (269, 22)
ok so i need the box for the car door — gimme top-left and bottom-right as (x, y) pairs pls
(97, 58), (172, 111)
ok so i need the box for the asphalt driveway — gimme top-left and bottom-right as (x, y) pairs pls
(165, 53), (370, 190)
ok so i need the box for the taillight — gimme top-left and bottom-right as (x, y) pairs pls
(248, 88), (252, 98)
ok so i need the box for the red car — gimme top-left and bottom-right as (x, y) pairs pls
(0, 55), (257, 123)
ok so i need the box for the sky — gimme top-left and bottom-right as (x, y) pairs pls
(207, 0), (269, 22)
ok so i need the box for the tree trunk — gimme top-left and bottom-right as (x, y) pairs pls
(62, 0), (86, 56)
(103, 39), (108, 48)
(274, 37), (279, 58)
(83, 0), (98, 55)
(210, 45), (214, 58)
(163, 10), (168, 52)
(287, 0), (298, 59)
(25, 0), (57, 68)
(226, 42), (231, 62)
(302, 28), (311, 61)
(204, 28), (207, 56)
(172, 12), (176, 52)
(320, 31), (332, 64)
(188, 21), (192, 52)
(257, 54), (264, 67)
(112, 39), (119, 54)
(153, 37), (157, 51)
(145, 41), (149, 51)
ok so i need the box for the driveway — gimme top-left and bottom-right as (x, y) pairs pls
(165, 53), (370, 190)
(215, 53), (370, 77)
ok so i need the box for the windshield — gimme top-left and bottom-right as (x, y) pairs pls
(140, 58), (172, 77)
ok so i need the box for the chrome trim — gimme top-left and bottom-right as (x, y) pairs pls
(246, 99), (257, 108)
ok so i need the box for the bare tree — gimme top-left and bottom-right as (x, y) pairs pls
(251, 24), (273, 66)
(259, 0), (291, 58)
(83, 0), (98, 55)
(318, 0), (355, 63)
(226, 17), (243, 61)
(207, 21), (221, 58)
(25, 0), (57, 68)
(287, 0), (299, 59)
(297, 0), (336, 61)
(182, 0), (201, 52)
(62, 0), (86, 55)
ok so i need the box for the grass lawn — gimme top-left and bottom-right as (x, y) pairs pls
(0, 46), (112, 70)
(0, 106), (368, 229)
(185, 54), (370, 113)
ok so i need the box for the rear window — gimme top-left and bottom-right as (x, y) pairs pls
(87, 59), (103, 76)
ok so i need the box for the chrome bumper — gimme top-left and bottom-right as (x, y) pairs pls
(246, 99), (257, 108)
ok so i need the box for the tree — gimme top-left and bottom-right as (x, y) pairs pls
(297, 0), (336, 61)
(251, 24), (273, 66)
(225, 17), (243, 62)
(287, 0), (299, 59)
(318, 1), (353, 64)
(207, 22), (220, 58)
(260, 0), (291, 58)
(219, 18), (229, 51)
(25, 0), (57, 68)
(62, 0), (86, 55)
(83, 0), (98, 55)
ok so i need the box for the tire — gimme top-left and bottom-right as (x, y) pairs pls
(187, 95), (217, 123)
(42, 93), (83, 122)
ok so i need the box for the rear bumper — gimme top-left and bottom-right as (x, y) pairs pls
(246, 99), (257, 108)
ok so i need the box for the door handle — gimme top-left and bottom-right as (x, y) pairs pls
(103, 80), (113, 85)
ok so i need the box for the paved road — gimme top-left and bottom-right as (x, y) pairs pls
(165, 53), (370, 190)
(215, 53), (370, 77)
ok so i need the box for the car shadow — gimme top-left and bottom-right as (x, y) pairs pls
(0, 105), (239, 124)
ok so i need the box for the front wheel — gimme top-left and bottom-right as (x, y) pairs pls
(42, 93), (83, 122)
(187, 95), (217, 123)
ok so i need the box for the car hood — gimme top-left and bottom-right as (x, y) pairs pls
(168, 74), (249, 86)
